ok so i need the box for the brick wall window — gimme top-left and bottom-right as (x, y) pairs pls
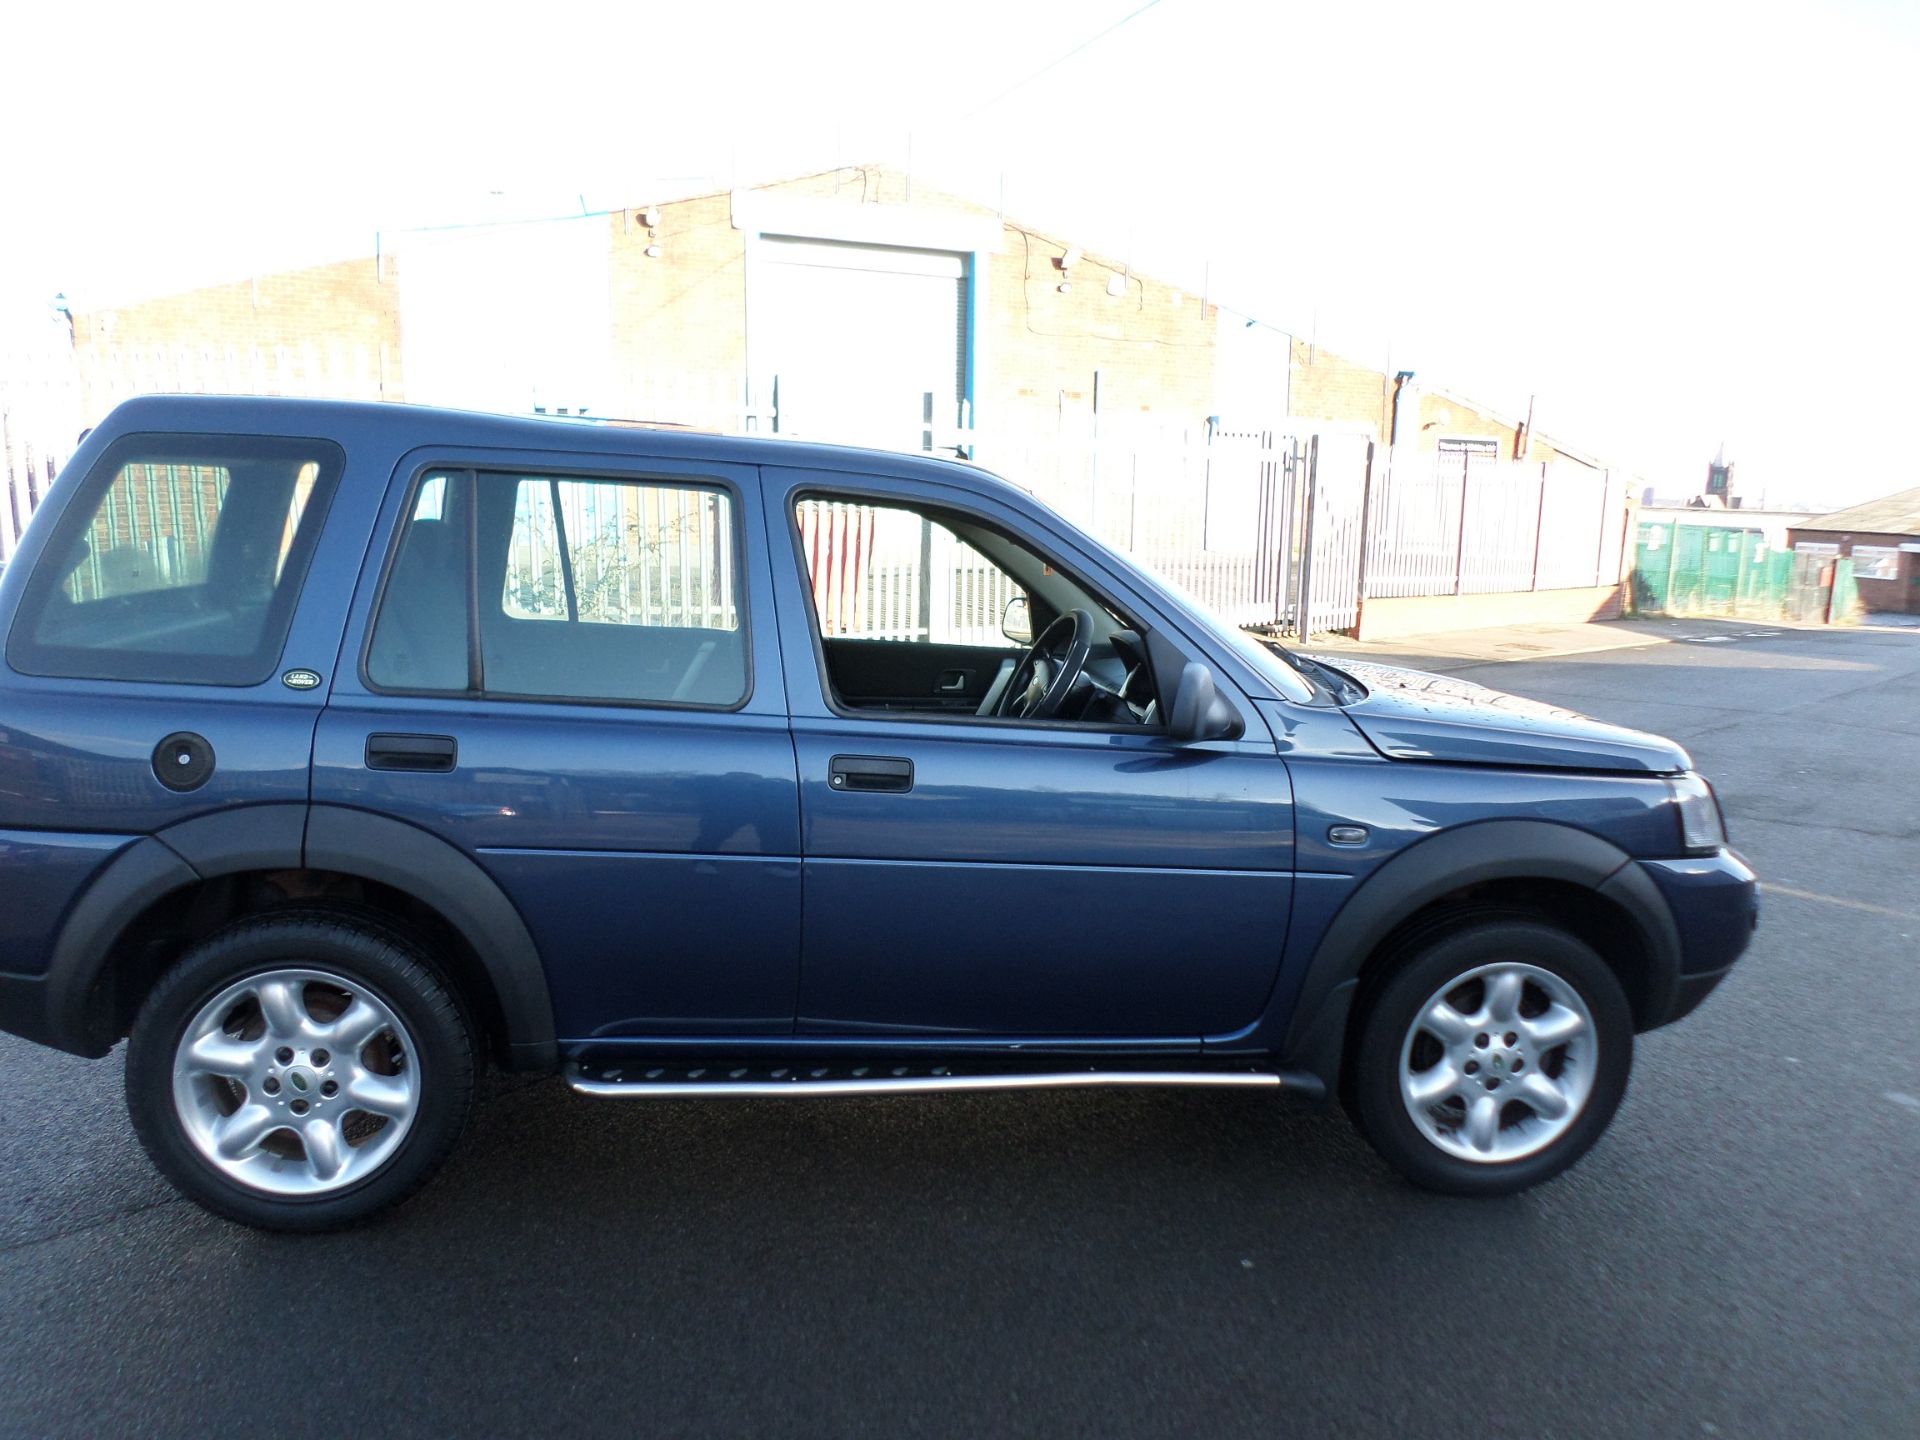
(1850, 545), (1901, 580)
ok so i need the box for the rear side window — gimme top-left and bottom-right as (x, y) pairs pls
(8, 434), (342, 685)
(366, 469), (747, 708)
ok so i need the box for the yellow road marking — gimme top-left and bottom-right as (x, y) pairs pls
(1760, 883), (1918, 922)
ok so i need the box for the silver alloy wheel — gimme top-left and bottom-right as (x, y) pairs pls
(1397, 961), (1597, 1163)
(170, 967), (420, 1197)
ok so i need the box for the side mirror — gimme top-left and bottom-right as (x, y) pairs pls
(1168, 662), (1243, 744)
(1001, 594), (1034, 645)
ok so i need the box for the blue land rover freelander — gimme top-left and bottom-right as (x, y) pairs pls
(0, 397), (1757, 1229)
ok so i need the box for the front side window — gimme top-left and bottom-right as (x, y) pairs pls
(366, 469), (746, 707)
(793, 494), (1160, 727)
(8, 434), (341, 685)
(796, 498), (1025, 645)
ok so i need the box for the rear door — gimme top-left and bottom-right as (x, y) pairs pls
(310, 447), (800, 1043)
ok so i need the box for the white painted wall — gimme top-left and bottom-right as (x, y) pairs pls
(396, 216), (611, 416)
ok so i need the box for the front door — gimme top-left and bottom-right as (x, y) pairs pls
(763, 468), (1295, 1043)
(312, 451), (800, 1043)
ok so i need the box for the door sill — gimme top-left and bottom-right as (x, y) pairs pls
(566, 1058), (1316, 1100)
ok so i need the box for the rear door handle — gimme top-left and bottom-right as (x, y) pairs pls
(828, 754), (913, 793)
(365, 733), (458, 772)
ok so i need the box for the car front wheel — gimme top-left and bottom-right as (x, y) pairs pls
(1349, 918), (1634, 1196)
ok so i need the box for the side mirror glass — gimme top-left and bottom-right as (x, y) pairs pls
(1002, 594), (1034, 645)
(1168, 661), (1244, 744)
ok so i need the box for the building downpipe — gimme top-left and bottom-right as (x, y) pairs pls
(1390, 371), (1416, 448)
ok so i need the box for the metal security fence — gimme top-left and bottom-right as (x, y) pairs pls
(1363, 451), (1629, 601)
(1, 367), (82, 562)
(1629, 520), (1853, 623)
(973, 424), (1374, 635)
(979, 429), (1272, 625)
(2, 336), (391, 566)
(0, 414), (65, 562)
(921, 413), (1631, 636)
(5, 334), (1642, 642)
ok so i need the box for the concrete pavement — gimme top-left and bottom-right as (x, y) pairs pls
(1311, 611), (1918, 672)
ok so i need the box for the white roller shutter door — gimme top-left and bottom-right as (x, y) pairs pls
(753, 238), (967, 448)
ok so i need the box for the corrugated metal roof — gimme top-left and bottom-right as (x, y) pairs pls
(1795, 485), (1920, 537)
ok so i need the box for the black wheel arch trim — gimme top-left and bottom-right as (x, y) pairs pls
(39, 803), (558, 1070)
(153, 801), (306, 875)
(1278, 819), (1682, 1089)
(301, 807), (556, 1070)
(44, 835), (201, 1058)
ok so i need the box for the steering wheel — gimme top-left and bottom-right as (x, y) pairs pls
(995, 608), (1096, 720)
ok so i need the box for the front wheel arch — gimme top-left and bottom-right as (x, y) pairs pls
(1278, 820), (1680, 1093)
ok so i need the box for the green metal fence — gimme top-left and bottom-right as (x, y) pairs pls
(1630, 520), (1856, 622)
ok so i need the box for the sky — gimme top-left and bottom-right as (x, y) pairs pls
(2, 0), (1915, 506)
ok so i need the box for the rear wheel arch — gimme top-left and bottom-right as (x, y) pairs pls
(45, 806), (557, 1071)
(1280, 820), (1680, 1090)
(302, 808), (555, 1070)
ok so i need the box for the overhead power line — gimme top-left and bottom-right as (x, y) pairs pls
(955, 0), (1166, 122)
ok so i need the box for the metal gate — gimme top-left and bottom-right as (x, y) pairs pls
(1294, 433), (1371, 636)
(965, 424), (1376, 639)
(1208, 427), (1368, 637)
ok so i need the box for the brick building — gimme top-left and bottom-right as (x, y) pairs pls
(1281, 350), (1597, 470)
(10, 165), (1651, 640)
(69, 167), (1222, 444)
(64, 165), (1612, 471)
(1787, 487), (1920, 615)
(70, 256), (402, 406)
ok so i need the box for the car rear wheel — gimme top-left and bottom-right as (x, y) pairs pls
(126, 910), (474, 1231)
(1349, 918), (1633, 1196)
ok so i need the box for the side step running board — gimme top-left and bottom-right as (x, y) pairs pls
(566, 1060), (1299, 1100)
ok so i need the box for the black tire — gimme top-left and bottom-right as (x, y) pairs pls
(125, 909), (475, 1231)
(1348, 917), (1633, 1197)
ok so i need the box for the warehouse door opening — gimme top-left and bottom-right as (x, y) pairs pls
(753, 238), (968, 452)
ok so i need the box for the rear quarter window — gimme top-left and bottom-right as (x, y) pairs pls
(6, 433), (343, 686)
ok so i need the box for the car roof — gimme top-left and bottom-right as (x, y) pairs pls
(94, 393), (1022, 499)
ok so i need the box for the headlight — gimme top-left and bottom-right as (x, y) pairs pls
(1669, 773), (1727, 853)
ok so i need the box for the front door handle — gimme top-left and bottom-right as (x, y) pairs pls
(829, 754), (913, 793)
(935, 669), (973, 694)
(366, 733), (458, 772)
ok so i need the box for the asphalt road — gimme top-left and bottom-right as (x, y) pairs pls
(3, 620), (1917, 1438)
